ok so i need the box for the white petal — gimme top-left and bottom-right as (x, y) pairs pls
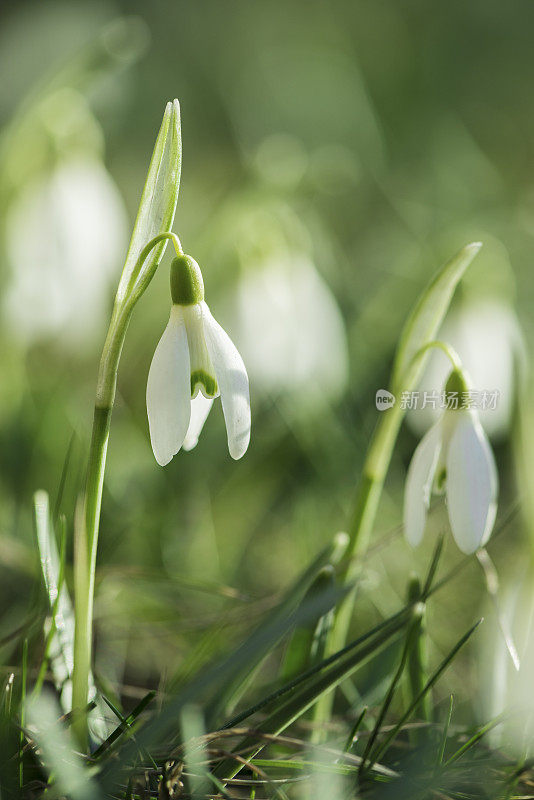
(183, 394), (214, 451)
(146, 307), (191, 466)
(403, 422), (442, 547)
(446, 411), (498, 553)
(201, 302), (251, 459)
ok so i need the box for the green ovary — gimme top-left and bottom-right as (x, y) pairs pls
(191, 369), (218, 398)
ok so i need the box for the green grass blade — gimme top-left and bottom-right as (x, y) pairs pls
(250, 758), (355, 776)
(213, 614), (409, 782)
(92, 691), (156, 761)
(366, 618), (483, 772)
(437, 694), (454, 765)
(443, 711), (508, 767)
(281, 565), (336, 682)
(421, 533), (445, 599)
(406, 578), (430, 731)
(34, 491), (75, 700)
(33, 513), (67, 697)
(359, 612), (421, 775)
(181, 703), (211, 797)
(344, 706), (368, 753)
(222, 606), (412, 733)
(19, 639), (28, 790)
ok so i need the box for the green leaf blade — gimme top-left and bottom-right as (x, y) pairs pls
(391, 242), (482, 391)
(116, 99), (182, 306)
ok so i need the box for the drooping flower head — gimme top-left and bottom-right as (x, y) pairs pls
(404, 368), (498, 554)
(147, 254), (250, 465)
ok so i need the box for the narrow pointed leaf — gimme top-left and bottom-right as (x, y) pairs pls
(443, 711), (507, 766)
(437, 694), (454, 765)
(391, 242), (482, 391)
(33, 491), (106, 738)
(360, 612), (421, 774)
(116, 99), (181, 306)
(365, 618), (483, 772)
(282, 560), (344, 682)
(34, 491), (75, 700)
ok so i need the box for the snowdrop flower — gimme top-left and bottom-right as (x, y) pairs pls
(147, 254), (250, 466)
(481, 578), (534, 752)
(404, 368), (498, 554)
(4, 157), (128, 347)
(234, 255), (348, 410)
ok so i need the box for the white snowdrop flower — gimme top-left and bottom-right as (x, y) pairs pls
(404, 369), (498, 554)
(234, 255), (348, 410)
(147, 255), (250, 466)
(3, 157), (128, 347)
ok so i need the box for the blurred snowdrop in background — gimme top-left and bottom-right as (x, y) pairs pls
(234, 253), (349, 411)
(4, 154), (127, 347)
(215, 195), (349, 416)
(0, 11), (149, 349)
(481, 578), (534, 752)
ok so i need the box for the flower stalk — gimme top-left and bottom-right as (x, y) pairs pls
(406, 576), (430, 736)
(72, 233), (183, 745)
(329, 399), (406, 656)
(71, 98), (182, 746)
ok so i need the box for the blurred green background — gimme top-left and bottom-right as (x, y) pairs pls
(0, 0), (532, 722)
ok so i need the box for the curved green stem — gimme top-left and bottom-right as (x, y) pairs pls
(71, 232), (182, 746)
(312, 402), (404, 733)
(413, 340), (462, 374)
(333, 401), (405, 651)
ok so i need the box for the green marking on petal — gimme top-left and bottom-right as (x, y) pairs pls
(435, 466), (447, 494)
(191, 369), (218, 398)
